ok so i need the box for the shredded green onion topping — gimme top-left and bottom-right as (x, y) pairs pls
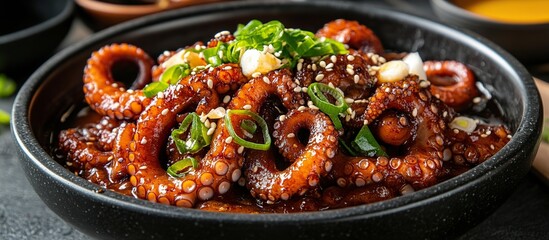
(307, 82), (348, 129)
(225, 109), (271, 150)
(171, 113), (211, 154)
(143, 64), (191, 98)
(191, 20), (348, 68)
(241, 119), (258, 134)
(167, 157), (198, 178)
(351, 125), (388, 157)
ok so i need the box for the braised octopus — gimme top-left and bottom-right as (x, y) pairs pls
(55, 19), (512, 213)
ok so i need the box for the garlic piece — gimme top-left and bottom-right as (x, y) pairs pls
(240, 49), (282, 78)
(449, 116), (477, 133)
(403, 52), (427, 80)
(377, 60), (410, 83)
(162, 50), (206, 70)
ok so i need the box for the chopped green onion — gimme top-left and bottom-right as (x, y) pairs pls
(171, 113), (211, 154)
(160, 64), (190, 84)
(241, 119), (257, 134)
(307, 82), (348, 129)
(143, 81), (169, 98)
(0, 74), (16, 98)
(167, 157), (198, 178)
(0, 109), (9, 125)
(339, 138), (357, 156)
(225, 109), (271, 150)
(352, 125), (388, 157)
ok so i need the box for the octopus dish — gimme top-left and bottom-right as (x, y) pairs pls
(55, 19), (512, 213)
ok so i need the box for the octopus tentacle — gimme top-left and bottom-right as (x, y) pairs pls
(424, 60), (479, 111)
(331, 75), (446, 190)
(246, 109), (338, 202)
(128, 69), (301, 207)
(83, 43), (154, 120)
(316, 19), (384, 54)
(445, 124), (510, 166)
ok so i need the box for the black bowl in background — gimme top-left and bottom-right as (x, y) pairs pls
(11, 1), (541, 239)
(431, 0), (549, 65)
(0, 0), (74, 75)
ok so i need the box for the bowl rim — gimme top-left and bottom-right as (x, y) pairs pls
(0, 0), (74, 45)
(12, 0), (539, 223)
(74, 0), (223, 15)
(431, 0), (549, 29)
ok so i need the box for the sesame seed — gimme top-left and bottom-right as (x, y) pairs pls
(354, 75), (360, 84)
(207, 127), (215, 135)
(298, 106), (307, 111)
(319, 61), (326, 68)
(252, 72), (261, 78)
(243, 104), (252, 110)
(223, 95), (231, 103)
(419, 80), (430, 88)
(207, 79), (214, 89)
(223, 65), (232, 70)
(279, 115), (286, 121)
(345, 98), (355, 104)
(287, 133), (295, 138)
(161, 109), (169, 115)
(157, 92), (165, 99)
(346, 68), (355, 75)
(312, 64), (317, 71)
(263, 76), (270, 84)
(294, 86), (301, 92)
(325, 63), (334, 69)
(328, 82), (335, 88)
(315, 74), (325, 81)
(473, 97), (481, 104)
(330, 55), (337, 62)
(297, 62), (303, 71)
(412, 108), (418, 117)
(481, 134), (488, 138)
(237, 146), (244, 154)
(141, 138), (147, 145)
(301, 87), (308, 92)
(225, 137), (233, 144)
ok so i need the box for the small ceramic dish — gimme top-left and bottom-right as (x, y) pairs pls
(75, 0), (229, 30)
(431, 0), (549, 64)
(0, 0), (74, 74)
(12, 1), (541, 239)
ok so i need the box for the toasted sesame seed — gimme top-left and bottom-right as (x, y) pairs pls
(294, 86), (301, 92)
(473, 97), (481, 104)
(319, 61), (326, 68)
(252, 72), (261, 78)
(315, 74), (325, 81)
(279, 115), (286, 121)
(223, 65), (232, 70)
(207, 79), (214, 89)
(223, 95), (231, 103)
(302, 87), (308, 92)
(263, 76), (270, 84)
(243, 104), (252, 110)
(346, 68), (355, 75)
(161, 109), (169, 115)
(140, 138), (147, 145)
(225, 136), (233, 144)
(157, 92), (164, 99)
(347, 55), (355, 61)
(298, 106), (307, 111)
(330, 55), (337, 62)
(325, 63), (334, 69)
(297, 62), (303, 71)
(354, 75), (360, 84)
(345, 98), (354, 104)
(207, 127), (215, 136)
(237, 146), (244, 154)
(287, 133), (295, 138)
(412, 108), (418, 117)
(312, 64), (317, 71)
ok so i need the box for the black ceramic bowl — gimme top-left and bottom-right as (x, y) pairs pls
(431, 0), (549, 65)
(0, 0), (74, 74)
(12, 1), (541, 239)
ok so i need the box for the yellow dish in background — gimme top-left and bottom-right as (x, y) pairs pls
(453, 0), (549, 24)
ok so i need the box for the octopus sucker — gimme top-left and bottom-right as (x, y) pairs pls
(83, 43), (154, 120)
(56, 19), (512, 212)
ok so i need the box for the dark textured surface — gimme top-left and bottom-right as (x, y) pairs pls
(2, 0), (549, 239)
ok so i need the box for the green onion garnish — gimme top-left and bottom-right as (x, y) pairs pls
(143, 81), (169, 98)
(225, 109), (271, 150)
(171, 113), (211, 154)
(339, 138), (357, 156)
(352, 125), (388, 157)
(160, 63), (191, 84)
(0, 74), (16, 98)
(0, 109), (9, 125)
(167, 157), (198, 178)
(240, 119), (257, 134)
(307, 82), (348, 129)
